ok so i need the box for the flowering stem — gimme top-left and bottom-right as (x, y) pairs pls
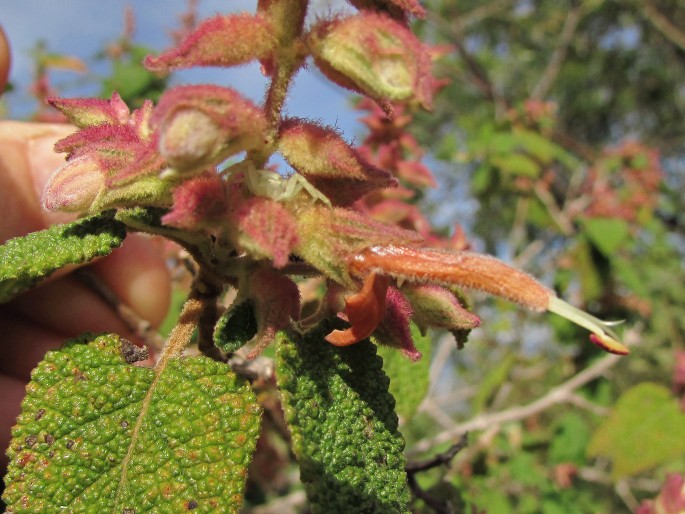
(155, 295), (202, 370)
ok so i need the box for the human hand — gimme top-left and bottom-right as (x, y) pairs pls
(0, 29), (170, 475)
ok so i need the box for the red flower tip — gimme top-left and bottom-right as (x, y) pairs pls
(589, 333), (630, 356)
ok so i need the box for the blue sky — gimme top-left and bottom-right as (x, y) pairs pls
(1, 1), (475, 234)
(1, 0), (361, 138)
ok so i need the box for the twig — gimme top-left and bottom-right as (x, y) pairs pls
(420, 398), (460, 429)
(457, 0), (513, 30)
(248, 490), (307, 514)
(406, 435), (469, 514)
(533, 182), (575, 236)
(615, 479), (640, 512)
(229, 351), (275, 383)
(531, 4), (584, 99)
(428, 335), (458, 397)
(406, 433), (469, 473)
(640, 2), (685, 52)
(427, 7), (509, 113)
(408, 350), (624, 457)
(567, 392), (610, 416)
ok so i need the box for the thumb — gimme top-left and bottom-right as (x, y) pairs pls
(0, 25), (11, 94)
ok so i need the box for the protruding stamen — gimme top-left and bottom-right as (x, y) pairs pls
(547, 296), (629, 355)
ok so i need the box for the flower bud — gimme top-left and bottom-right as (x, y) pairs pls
(308, 12), (433, 110)
(346, 0), (426, 23)
(402, 284), (480, 333)
(145, 14), (277, 72)
(158, 109), (223, 171)
(278, 120), (396, 205)
(153, 85), (268, 172)
(42, 155), (105, 212)
(48, 92), (130, 128)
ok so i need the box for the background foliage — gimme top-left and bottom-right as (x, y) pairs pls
(1, 0), (684, 512)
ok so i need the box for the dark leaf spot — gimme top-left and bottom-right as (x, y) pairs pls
(186, 500), (199, 510)
(120, 338), (149, 364)
(24, 434), (38, 448)
(34, 409), (46, 421)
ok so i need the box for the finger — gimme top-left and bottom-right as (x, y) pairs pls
(0, 121), (75, 242)
(6, 275), (147, 347)
(90, 234), (172, 328)
(0, 373), (27, 473)
(0, 25), (10, 94)
(0, 311), (64, 381)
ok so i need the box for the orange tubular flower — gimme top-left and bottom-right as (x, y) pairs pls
(344, 244), (629, 355)
(326, 272), (390, 346)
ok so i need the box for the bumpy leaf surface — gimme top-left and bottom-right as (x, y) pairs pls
(276, 322), (410, 513)
(3, 333), (261, 513)
(0, 211), (126, 303)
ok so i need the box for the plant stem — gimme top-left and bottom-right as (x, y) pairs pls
(155, 294), (203, 370)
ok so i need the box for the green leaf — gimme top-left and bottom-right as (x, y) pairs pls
(0, 211), (126, 303)
(581, 217), (630, 257)
(574, 238), (604, 302)
(549, 412), (591, 465)
(491, 153), (540, 177)
(376, 323), (431, 420)
(214, 300), (258, 352)
(587, 382), (685, 478)
(3, 333), (261, 513)
(276, 322), (410, 513)
(471, 353), (516, 413)
(512, 130), (559, 164)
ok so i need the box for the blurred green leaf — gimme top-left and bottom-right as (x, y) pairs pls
(376, 323), (432, 420)
(3, 333), (261, 512)
(491, 153), (540, 177)
(587, 382), (685, 478)
(549, 412), (590, 465)
(574, 238), (604, 302)
(472, 353), (516, 413)
(581, 218), (630, 257)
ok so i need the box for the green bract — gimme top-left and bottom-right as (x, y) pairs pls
(276, 323), (411, 513)
(0, 211), (126, 303)
(3, 333), (261, 513)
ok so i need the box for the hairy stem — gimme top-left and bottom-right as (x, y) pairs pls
(155, 294), (203, 370)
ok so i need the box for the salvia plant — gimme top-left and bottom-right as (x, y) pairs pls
(1, 0), (630, 512)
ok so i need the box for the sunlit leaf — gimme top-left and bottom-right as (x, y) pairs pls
(0, 211), (126, 303)
(3, 333), (261, 513)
